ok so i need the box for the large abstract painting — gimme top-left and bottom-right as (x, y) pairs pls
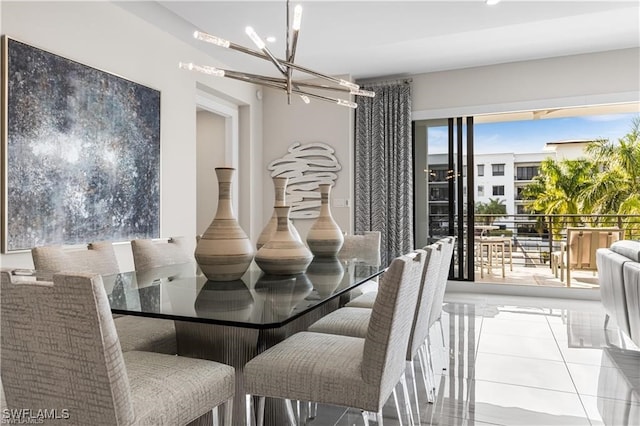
(1, 37), (160, 252)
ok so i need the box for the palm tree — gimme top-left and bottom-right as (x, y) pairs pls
(522, 158), (598, 238)
(582, 116), (640, 220)
(475, 198), (506, 225)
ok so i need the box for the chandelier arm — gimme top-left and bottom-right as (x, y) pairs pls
(224, 69), (287, 84)
(224, 41), (357, 90)
(290, 88), (357, 108)
(222, 72), (288, 90)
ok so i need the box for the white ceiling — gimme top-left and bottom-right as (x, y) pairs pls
(150, 0), (640, 81)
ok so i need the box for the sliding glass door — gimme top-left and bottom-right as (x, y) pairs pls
(414, 117), (475, 281)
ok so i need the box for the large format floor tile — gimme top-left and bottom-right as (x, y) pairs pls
(299, 293), (640, 425)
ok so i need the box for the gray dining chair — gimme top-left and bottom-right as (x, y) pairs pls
(243, 251), (424, 426)
(31, 241), (177, 354)
(308, 244), (443, 423)
(1, 269), (235, 426)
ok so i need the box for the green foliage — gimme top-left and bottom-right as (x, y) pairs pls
(522, 116), (640, 236)
(475, 198), (506, 225)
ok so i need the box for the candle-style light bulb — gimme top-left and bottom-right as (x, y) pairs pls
(336, 99), (357, 109)
(245, 26), (266, 50)
(350, 88), (376, 98)
(339, 79), (359, 90)
(292, 5), (303, 31)
(179, 62), (225, 77)
(193, 30), (231, 48)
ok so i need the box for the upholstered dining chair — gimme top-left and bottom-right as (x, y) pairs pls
(308, 244), (443, 424)
(243, 251), (424, 426)
(338, 231), (382, 265)
(131, 236), (193, 271)
(1, 269), (235, 426)
(31, 241), (177, 354)
(339, 231), (383, 297)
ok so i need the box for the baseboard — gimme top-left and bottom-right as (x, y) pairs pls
(445, 280), (601, 301)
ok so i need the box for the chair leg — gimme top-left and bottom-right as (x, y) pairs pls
(604, 313), (610, 330)
(245, 395), (253, 426)
(307, 402), (317, 420)
(418, 345), (435, 403)
(391, 387), (404, 426)
(409, 360), (422, 424)
(400, 372), (415, 426)
(257, 397), (265, 426)
(217, 398), (233, 426)
(438, 318), (446, 348)
(284, 399), (297, 425)
(361, 411), (371, 426)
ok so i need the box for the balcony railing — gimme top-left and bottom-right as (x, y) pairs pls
(427, 213), (640, 287)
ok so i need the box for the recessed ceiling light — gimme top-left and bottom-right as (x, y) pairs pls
(266, 36), (277, 43)
(486, 0), (501, 5)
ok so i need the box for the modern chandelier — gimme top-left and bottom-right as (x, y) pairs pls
(179, 1), (375, 109)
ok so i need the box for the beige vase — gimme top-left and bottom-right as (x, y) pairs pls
(195, 167), (255, 281)
(255, 206), (313, 275)
(256, 176), (301, 250)
(306, 184), (344, 256)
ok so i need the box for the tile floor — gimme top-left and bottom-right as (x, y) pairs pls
(305, 293), (640, 425)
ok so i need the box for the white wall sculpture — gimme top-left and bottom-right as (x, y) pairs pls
(268, 142), (341, 219)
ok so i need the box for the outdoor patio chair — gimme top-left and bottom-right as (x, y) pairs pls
(557, 227), (624, 286)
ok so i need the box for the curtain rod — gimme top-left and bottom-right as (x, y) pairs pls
(356, 77), (413, 87)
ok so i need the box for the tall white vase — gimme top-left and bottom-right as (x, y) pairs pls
(195, 167), (254, 281)
(255, 206), (313, 275)
(256, 176), (301, 250)
(306, 184), (344, 256)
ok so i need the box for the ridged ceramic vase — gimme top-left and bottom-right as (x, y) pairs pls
(255, 206), (313, 275)
(256, 176), (301, 250)
(195, 167), (254, 281)
(306, 184), (344, 256)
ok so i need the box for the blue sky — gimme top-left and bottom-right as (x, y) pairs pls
(428, 112), (639, 155)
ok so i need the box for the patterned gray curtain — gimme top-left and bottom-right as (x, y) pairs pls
(354, 81), (413, 267)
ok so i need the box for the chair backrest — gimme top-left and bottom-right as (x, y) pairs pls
(428, 236), (456, 328)
(338, 231), (381, 265)
(1, 270), (134, 424)
(131, 236), (192, 270)
(407, 243), (443, 360)
(567, 227), (623, 270)
(31, 241), (120, 275)
(361, 250), (424, 403)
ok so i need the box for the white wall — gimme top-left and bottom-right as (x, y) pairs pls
(196, 111), (226, 235)
(0, 1), (263, 268)
(412, 48), (639, 119)
(261, 85), (354, 241)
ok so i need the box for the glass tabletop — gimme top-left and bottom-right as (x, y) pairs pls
(102, 257), (384, 329)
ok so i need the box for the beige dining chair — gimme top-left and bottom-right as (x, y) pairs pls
(1, 269), (235, 426)
(131, 236), (193, 270)
(308, 244), (443, 423)
(243, 251), (424, 426)
(31, 241), (177, 354)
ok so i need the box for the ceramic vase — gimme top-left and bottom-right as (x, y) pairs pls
(306, 184), (344, 256)
(255, 206), (313, 275)
(256, 176), (301, 250)
(195, 167), (254, 281)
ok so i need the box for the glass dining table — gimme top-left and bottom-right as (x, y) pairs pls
(103, 256), (385, 425)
